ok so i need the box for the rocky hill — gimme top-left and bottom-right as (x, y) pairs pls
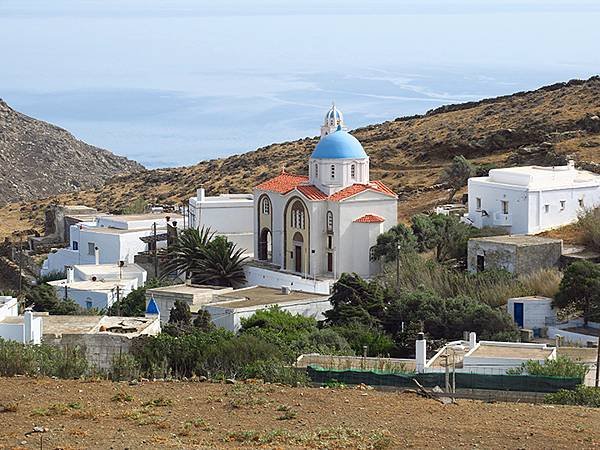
(0, 99), (143, 205)
(1, 76), (600, 237)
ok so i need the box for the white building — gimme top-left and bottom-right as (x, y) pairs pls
(203, 286), (331, 332)
(252, 105), (397, 282)
(48, 263), (146, 310)
(506, 296), (555, 330)
(42, 213), (180, 276)
(188, 188), (254, 255)
(0, 296), (42, 345)
(465, 161), (600, 234)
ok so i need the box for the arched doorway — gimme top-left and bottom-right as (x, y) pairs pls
(258, 227), (272, 261)
(292, 232), (303, 273)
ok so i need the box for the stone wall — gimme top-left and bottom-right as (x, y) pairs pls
(515, 242), (562, 275)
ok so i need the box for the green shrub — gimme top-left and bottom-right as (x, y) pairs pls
(545, 385), (600, 407)
(0, 339), (88, 378)
(110, 352), (141, 381)
(507, 356), (588, 380)
(577, 207), (600, 252)
(241, 359), (308, 385)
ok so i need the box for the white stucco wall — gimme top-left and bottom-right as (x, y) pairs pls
(466, 172), (600, 234)
(506, 297), (555, 329)
(189, 191), (254, 254)
(204, 298), (332, 332)
(244, 266), (332, 295)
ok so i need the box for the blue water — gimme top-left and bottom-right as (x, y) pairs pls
(1, 1), (599, 167)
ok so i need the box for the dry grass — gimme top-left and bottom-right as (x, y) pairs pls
(518, 268), (563, 298)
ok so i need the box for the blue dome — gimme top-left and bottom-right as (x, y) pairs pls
(311, 129), (367, 159)
(146, 296), (160, 315)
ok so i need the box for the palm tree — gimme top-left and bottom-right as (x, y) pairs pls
(192, 236), (248, 287)
(161, 227), (214, 280)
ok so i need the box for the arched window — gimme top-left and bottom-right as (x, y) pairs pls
(369, 246), (377, 261)
(315, 163), (318, 177)
(262, 197), (271, 215)
(327, 211), (334, 233)
(330, 164), (335, 180)
(291, 201), (305, 229)
(351, 164), (356, 179)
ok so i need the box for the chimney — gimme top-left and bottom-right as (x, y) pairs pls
(415, 332), (426, 373)
(469, 332), (477, 349)
(66, 266), (75, 284)
(23, 308), (34, 344)
(94, 246), (100, 265)
(197, 185), (206, 202)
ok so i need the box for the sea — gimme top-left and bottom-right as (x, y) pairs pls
(0, 0), (599, 168)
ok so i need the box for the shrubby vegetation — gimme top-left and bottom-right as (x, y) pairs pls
(554, 260), (600, 326)
(0, 338), (88, 378)
(577, 206), (600, 252)
(545, 385), (600, 407)
(507, 356), (588, 380)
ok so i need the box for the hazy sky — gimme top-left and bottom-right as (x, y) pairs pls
(1, 1), (598, 167)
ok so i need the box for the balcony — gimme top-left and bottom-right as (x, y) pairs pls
(493, 212), (512, 226)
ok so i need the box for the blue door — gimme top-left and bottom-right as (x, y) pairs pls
(514, 302), (524, 328)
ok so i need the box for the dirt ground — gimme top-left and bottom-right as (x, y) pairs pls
(0, 378), (599, 449)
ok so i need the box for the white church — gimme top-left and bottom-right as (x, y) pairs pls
(252, 105), (397, 280)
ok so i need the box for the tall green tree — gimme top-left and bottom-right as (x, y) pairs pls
(441, 155), (475, 201)
(411, 213), (472, 263)
(370, 223), (417, 262)
(325, 273), (387, 327)
(554, 260), (600, 326)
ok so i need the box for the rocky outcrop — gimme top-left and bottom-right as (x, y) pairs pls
(0, 99), (144, 205)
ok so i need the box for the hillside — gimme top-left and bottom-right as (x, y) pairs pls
(2, 76), (600, 238)
(0, 99), (143, 205)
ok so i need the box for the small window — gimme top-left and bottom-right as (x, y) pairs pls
(88, 242), (96, 255)
(72, 241), (78, 251)
(560, 200), (566, 211)
(501, 200), (509, 215)
(544, 204), (550, 213)
(291, 201), (305, 229)
(579, 198), (584, 208)
(327, 211), (334, 233)
(476, 197), (482, 211)
(86, 300), (93, 309)
(262, 197), (270, 215)
(330, 164), (335, 180)
(351, 164), (356, 179)
(327, 236), (333, 249)
(315, 164), (318, 177)
(369, 246), (376, 261)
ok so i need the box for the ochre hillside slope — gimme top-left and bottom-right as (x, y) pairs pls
(2, 76), (600, 238)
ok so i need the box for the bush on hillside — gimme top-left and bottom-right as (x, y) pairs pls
(544, 385), (600, 407)
(577, 207), (600, 251)
(507, 356), (588, 380)
(0, 339), (88, 378)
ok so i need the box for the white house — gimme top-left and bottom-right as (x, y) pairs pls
(42, 213), (180, 275)
(203, 286), (331, 332)
(47, 263), (146, 310)
(188, 188), (254, 255)
(465, 161), (600, 234)
(0, 296), (42, 345)
(251, 105), (397, 284)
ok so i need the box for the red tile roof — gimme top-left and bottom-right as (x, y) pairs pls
(354, 214), (385, 223)
(256, 171), (396, 202)
(255, 170), (308, 194)
(296, 184), (328, 200)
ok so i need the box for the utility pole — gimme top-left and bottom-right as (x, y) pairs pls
(396, 242), (401, 287)
(153, 222), (158, 279)
(594, 339), (600, 387)
(116, 285), (121, 316)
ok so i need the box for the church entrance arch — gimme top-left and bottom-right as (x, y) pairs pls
(292, 232), (303, 273)
(259, 227), (272, 261)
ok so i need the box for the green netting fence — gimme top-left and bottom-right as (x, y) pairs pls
(307, 365), (580, 393)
